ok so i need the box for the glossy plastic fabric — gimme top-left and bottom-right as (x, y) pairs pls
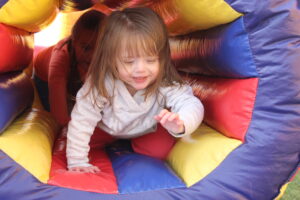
(187, 76), (258, 141)
(48, 132), (118, 194)
(0, 72), (33, 133)
(33, 45), (53, 81)
(0, 0), (299, 200)
(190, 1), (300, 199)
(59, 0), (94, 12)
(0, 0), (8, 8)
(48, 136), (185, 194)
(0, 147), (286, 200)
(0, 0), (58, 32)
(0, 24), (33, 73)
(169, 0), (241, 35)
(171, 17), (257, 78)
(120, 0), (241, 35)
(107, 143), (186, 194)
(167, 124), (242, 187)
(0, 108), (58, 182)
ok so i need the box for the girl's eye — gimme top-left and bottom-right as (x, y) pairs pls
(123, 60), (134, 65)
(83, 46), (91, 51)
(146, 58), (158, 63)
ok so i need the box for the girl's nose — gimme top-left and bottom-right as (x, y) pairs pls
(132, 59), (145, 73)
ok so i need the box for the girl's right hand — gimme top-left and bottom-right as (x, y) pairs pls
(68, 165), (100, 173)
(154, 109), (185, 134)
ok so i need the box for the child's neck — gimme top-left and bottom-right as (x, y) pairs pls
(125, 84), (137, 96)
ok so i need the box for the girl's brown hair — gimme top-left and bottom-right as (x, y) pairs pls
(87, 7), (182, 101)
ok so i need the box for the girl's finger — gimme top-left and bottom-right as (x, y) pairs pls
(160, 112), (172, 124)
(92, 166), (101, 173)
(70, 167), (81, 172)
(155, 109), (169, 122)
(79, 168), (86, 173)
(168, 113), (179, 121)
(154, 115), (161, 121)
(158, 109), (169, 118)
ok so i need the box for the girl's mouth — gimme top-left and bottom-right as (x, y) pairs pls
(133, 77), (147, 83)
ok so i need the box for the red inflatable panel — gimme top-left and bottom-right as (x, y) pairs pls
(0, 24), (33, 73)
(48, 131), (118, 194)
(187, 75), (258, 141)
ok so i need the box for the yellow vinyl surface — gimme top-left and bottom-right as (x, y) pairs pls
(0, 107), (59, 183)
(167, 123), (242, 187)
(0, 0), (59, 32)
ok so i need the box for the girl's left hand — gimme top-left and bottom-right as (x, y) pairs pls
(154, 109), (184, 135)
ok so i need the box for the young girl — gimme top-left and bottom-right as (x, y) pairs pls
(66, 7), (204, 173)
(34, 10), (105, 126)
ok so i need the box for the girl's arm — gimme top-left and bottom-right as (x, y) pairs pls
(160, 84), (204, 137)
(48, 46), (70, 127)
(66, 80), (106, 170)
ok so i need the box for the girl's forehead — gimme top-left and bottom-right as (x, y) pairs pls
(118, 35), (158, 58)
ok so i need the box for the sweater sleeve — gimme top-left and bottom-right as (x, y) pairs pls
(163, 84), (204, 137)
(66, 80), (107, 168)
(48, 43), (70, 127)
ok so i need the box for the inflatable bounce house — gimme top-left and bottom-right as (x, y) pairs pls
(0, 0), (299, 199)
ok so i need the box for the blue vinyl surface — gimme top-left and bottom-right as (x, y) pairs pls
(0, 72), (33, 133)
(217, 17), (257, 77)
(106, 143), (186, 194)
(172, 17), (257, 78)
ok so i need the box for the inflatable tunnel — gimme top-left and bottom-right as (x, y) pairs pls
(0, 0), (299, 199)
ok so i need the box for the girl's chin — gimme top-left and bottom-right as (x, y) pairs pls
(133, 85), (147, 91)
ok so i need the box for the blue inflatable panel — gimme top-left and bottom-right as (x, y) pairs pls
(0, 72), (34, 133)
(0, 0), (8, 8)
(173, 17), (257, 78)
(217, 17), (257, 77)
(106, 143), (186, 194)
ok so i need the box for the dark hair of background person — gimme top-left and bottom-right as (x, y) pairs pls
(64, 10), (105, 110)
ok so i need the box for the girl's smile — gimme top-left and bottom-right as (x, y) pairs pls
(132, 76), (147, 83)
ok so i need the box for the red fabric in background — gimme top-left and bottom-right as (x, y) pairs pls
(48, 129), (118, 194)
(0, 24), (33, 73)
(187, 76), (258, 141)
(33, 39), (72, 127)
(33, 45), (53, 82)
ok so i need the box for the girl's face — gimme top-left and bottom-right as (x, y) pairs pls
(73, 30), (97, 71)
(117, 51), (160, 95)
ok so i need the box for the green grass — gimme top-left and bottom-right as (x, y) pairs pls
(281, 172), (300, 200)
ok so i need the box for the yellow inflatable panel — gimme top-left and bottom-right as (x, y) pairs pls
(275, 183), (288, 200)
(0, 0), (58, 32)
(0, 108), (59, 183)
(167, 123), (242, 186)
(167, 0), (242, 35)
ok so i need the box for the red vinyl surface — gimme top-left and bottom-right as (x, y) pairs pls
(48, 131), (118, 194)
(0, 24), (33, 73)
(187, 76), (258, 141)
